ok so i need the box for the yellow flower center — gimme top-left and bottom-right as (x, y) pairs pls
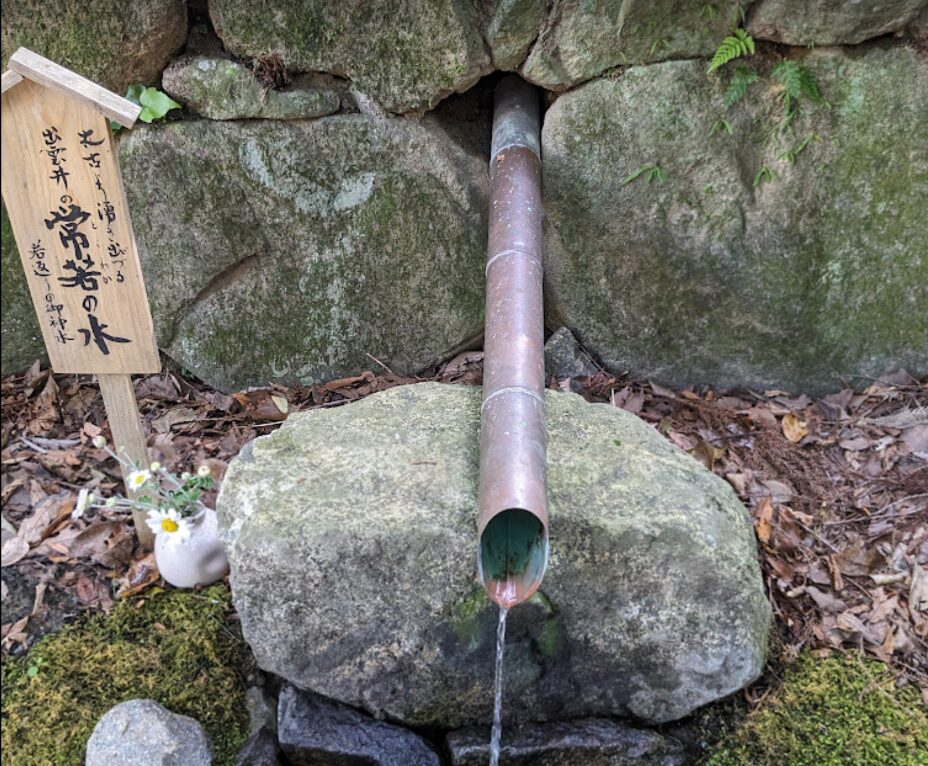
(161, 518), (179, 533)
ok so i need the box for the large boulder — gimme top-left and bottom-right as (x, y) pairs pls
(208, 0), (492, 113)
(218, 383), (770, 728)
(120, 115), (487, 391)
(747, 0), (927, 45)
(0, 0), (186, 93)
(542, 45), (928, 393)
(521, 0), (746, 90)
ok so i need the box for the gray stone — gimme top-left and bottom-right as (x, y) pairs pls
(208, 0), (491, 113)
(119, 114), (487, 392)
(747, 0), (927, 45)
(1, 0), (186, 93)
(277, 686), (440, 766)
(483, 0), (548, 70)
(542, 46), (928, 394)
(235, 728), (280, 766)
(85, 699), (211, 766)
(545, 327), (599, 379)
(218, 383), (770, 728)
(162, 56), (343, 121)
(447, 719), (686, 766)
(245, 686), (277, 736)
(521, 0), (746, 90)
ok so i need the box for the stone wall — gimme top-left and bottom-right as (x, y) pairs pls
(2, 1), (926, 391)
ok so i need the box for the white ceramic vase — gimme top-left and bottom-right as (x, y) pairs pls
(154, 509), (229, 589)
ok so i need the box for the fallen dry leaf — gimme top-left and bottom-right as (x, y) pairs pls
(781, 413), (809, 443)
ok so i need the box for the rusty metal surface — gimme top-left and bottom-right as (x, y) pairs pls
(478, 76), (548, 608)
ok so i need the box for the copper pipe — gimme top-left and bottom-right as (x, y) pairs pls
(477, 76), (548, 608)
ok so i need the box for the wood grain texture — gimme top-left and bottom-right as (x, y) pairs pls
(1, 69), (23, 94)
(8, 48), (140, 127)
(1, 78), (160, 374)
(98, 373), (154, 549)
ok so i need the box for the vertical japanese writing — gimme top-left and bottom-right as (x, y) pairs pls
(41, 126), (69, 189)
(32, 125), (135, 357)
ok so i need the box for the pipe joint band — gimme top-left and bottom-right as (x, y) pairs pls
(481, 385), (545, 411)
(485, 247), (540, 274)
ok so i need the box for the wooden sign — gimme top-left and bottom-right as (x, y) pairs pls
(1, 48), (159, 374)
(2, 49), (160, 547)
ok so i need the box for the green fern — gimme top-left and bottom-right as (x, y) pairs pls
(778, 133), (820, 164)
(753, 165), (775, 187)
(724, 65), (759, 108)
(772, 60), (823, 113)
(707, 28), (754, 74)
(623, 163), (666, 185)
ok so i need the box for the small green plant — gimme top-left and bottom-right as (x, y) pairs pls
(710, 118), (733, 136)
(772, 60), (823, 115)
(753, 165), (775, 187)
(111, 85), (181, 131)
(724, 64), (759, 107)
(707, 28), (754, 73)
(778, 133), (820, 165)
(623, 163), (666, 185)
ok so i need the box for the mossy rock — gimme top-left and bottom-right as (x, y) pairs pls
(208, 0), (491, 113)
(542, 45), (928, 393)
(704, 652), (928, 766)
(119, 115), (487, 392)
(0, 585), (254, 766)
(0, 0), (187, 93)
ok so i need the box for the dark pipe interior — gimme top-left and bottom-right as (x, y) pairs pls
(478, 509), (548, 605)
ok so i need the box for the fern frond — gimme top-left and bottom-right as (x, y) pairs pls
(724, 65), (759, 108)
(773, 61), (803, 100)
(707, 28), (755, 74)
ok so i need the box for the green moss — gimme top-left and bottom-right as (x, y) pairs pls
(1, 585), (254, 766)
(704, 653), (928, 766)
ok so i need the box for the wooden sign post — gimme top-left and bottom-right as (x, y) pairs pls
(1, 49), (161, 548)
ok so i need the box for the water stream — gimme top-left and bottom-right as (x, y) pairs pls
(488, 605), (509, 766)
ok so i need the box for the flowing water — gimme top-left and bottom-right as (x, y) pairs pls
(488, 605), (509, 766)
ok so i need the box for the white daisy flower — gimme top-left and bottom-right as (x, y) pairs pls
(71, 488), (94, 519)
(127, 469), (152, 491)
(197, 465), (211, 478)
(145, 508), (191, 546)
(92, 435), (107, 449)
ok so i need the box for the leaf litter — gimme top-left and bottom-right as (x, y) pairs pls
(1, 357), (925, 700)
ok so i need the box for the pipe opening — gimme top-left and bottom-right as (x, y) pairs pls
(478, 508), (549, 607)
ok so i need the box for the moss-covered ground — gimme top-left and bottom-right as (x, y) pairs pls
(704, 652), (928, 766)
(1, 584), (254, 766)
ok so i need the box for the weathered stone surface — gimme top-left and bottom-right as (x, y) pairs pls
(218, 383), (770, 728)
(85, 699), (212, 766)
(542, 46), (928, 393)
(447, 719), (686, 766)
(120, 115), (486, 391)
(208, 0), (491, 113)
(277, 686), (440, 766)
(0, 204), (44, 375)
(235, 728), (280, 766)
(0, 0), (186, 93)
(747, 0), (927, 45)
(162, 55), (343, 121)
(545, 327), (599, 379)
(521, 0), (745, 90)
(483, 0), (548, 70)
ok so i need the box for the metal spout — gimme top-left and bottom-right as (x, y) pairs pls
(477, 76), (548, 608)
